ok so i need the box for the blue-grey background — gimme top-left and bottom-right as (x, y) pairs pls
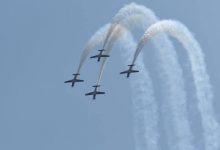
(0, 0), (219, 150)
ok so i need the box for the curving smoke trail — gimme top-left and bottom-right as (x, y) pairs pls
(132, 19), (220, 150)
(75, 24), (110, 74)
(97, 3), (157, 84)
(97, 14), (152, 85)
(96, 3), (194, 150)
(119, 31), (159, 150)
(102, 2), (155, 50)
(67, 3), (218, 150)
(96, 24), (127, 85)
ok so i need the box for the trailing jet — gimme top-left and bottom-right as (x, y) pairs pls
(120, 64), (139, 78)
(90, 49), (110, 62)
(85, 85), (105, 100)
(64, 73), (84, 87)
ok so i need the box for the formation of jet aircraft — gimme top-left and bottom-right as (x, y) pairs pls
(65, 49), (139, 100)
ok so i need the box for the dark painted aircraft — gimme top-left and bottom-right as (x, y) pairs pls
(64, 73), (84, 87)
(90, 49), (110, 62)
(85, 85), (105, 100)
(120, 64), (139, 78)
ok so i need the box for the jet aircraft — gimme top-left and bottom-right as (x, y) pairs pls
(64, 73), (84, 87)
(120, 64), (139, 78)
(85, 85), (105, 100)
(90, 49), (110, 62)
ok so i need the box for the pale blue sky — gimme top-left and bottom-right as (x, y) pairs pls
(0, 0), (219, 150)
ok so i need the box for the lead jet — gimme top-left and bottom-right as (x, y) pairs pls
(90, 49), (110, 62)
(64, 73), (84, 87)
(120, 64), (139, 78)
(85, 85), (105, 100)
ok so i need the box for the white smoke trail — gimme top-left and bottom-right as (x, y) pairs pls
(102, 2), (155, 49)
(96, 24), (127, 85)
(119, 30), (159, 150)
(97, 3), (157, 84)
(132, 19), (220, 150)
(96, 4), (195, 150)
(75, 24), (110, 74)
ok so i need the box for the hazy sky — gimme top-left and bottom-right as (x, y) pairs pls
(0, 0), (219, 150)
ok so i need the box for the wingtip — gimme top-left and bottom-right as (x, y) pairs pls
(120, 71), (127, 74)
(64, 80), (70, 83)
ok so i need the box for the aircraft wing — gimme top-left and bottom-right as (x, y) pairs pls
(96, 91), (105, 95)
(76, 79), (84, 82)
(90, 55), (98, 58)
(131, 70), (139, 73)
(101, 55), (110, 57)
(120, 71), (129, 74)
(85, 92), (94, 96)
(64, 80), (73, 83)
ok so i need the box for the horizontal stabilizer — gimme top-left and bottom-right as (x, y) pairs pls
(72, 73), (80, 76)
(98, 49), (105, 52)
(128, 64), (135, 67)
(92, 85), (100, 88)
